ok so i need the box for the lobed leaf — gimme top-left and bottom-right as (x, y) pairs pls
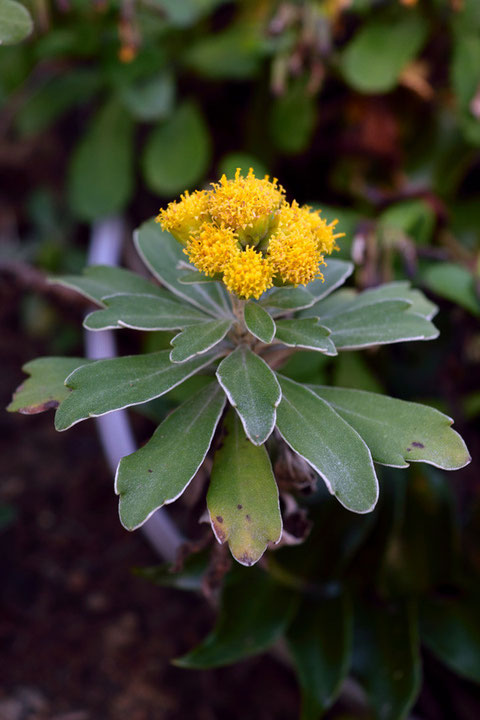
(117, 382), (225, 530)
(275, 318), (337, 355)
(275, 375), (378, 513)
(175, 566), (297, 668)
(51, 265), (168, 307)
(170, 319), (232, 363)
(84, 292), (210, 331)
(207, 411), (282, 566)
(8, 357), (91, 414)
(317, 299), (438, 349)
(216, 347), (281, 445)
(287, 593), (353, 720)
(55, 350), (220, 431)
(244, 301), (276, 344)
(310, 386), (471, 470)
(423, 263), (480, 317)
(134, 219), (233, 318)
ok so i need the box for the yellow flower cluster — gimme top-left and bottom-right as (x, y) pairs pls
(156, 169), (343, 300)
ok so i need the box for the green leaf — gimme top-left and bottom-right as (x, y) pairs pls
(15, 69), (100, 137)
(270, 80), (316, 154)
(68, 98), (134, 221)
(451, 33), (480, 145)
(275, 375), (378, 513)
(353, 601), (421, 720)
(170, 319), (232, 363)
(423, 263), (480, 316)
(120, 71), (174, 122)
(420, 597), (480, 683)
(117, 382), (225, 530)
(340, 11), (428, 93)
(319, 299), (438, 349)
(379, 199), (436, 246)
(317, 282), (438, 320)
(244, 301), (275, 343)
(7, 357), (91, 414)
(175, 566), (296, 667)
(51, 265), (168, 306)
(185, 24), (263, 80)
(207, 411), (282, 566)
(142, 101), (211, 196)
(287, 593), (353, 719)
(178, 269), (217, 284)
(275, 318), (337, 355)
(219, 152), (267, 180)
(0, 0), (33, 45)
(84, 293), (210, 331)
(134, 219), (233, 318)
(216, 347), (281, 445)
(261, 286), (314, 310)
(260, 259), (354, 311)
(55, 350), (220, 431)
(309, 386), (470, 470)
(134, 550), (210, 592)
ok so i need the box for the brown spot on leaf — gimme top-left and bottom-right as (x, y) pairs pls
(148, 469), (153, 473)
(237, 552), (254, 566)
(216, 516), (223, 523)
(407, 448), (412, 452)
(411, 441), (425, 448)
(237, 504), (243, 510)
(19, 400), (59, 414)
(245, 514), (251, 522)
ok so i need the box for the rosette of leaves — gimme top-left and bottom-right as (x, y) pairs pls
(8, 219), (470, 567)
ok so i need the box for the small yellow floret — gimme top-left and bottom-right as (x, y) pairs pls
(156, 190), (209, 245)
(223, 247), (274, 300)
(185, 224), (239, 277)
(209, 168), (284, 233)
(268, 231), (324, 286)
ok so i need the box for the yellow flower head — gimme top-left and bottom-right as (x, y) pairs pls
(185, 223), (239, 277)
(208, 168), (284, 243)
(266, 201), (342, 286)
(157, 171), (343, 299)
(223, 247), (274, 300)
(156, 190), (209, 245)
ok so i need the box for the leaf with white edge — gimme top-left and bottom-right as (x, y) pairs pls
(178, 269), (218, 284)
(135, 219), (233, 318)
(261, 286), (314, 310)
(0, 0), (33, 45)
(303, 282), (437, 321)
(170, 319), (232, 363)
(275, 318), (337, 356)
(55, 350), (220, 431)
(84, 293), (209, 331)
(207, 411), (282, 566)
(7, 357), (91, 414)
(287, 593), (353, 719)
(260, 259), (353, 311)
(306, 259), (355, 303)
(309, 386), (471, 470)
(117, 382), (225, 530)
(175, 566), (297, 668)
(320, 299), (438, 349)
(216, 347), (281, 445)
(244, 302), (275, 344)
(275, 375), (378, 513)
(353, 601), (421, 720)
(51, 265), (168, 306)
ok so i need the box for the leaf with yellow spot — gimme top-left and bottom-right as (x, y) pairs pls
(207, 410), (282, 566)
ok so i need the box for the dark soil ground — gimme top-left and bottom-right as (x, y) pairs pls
(0, 281), (299, 720)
